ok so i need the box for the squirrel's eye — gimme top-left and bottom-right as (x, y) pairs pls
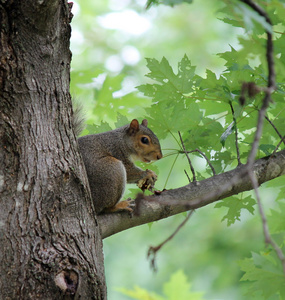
(141, 137), (149, 144)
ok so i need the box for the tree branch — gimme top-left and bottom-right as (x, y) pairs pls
(147, 210), (194, 272)
(98, 149), (285, 239)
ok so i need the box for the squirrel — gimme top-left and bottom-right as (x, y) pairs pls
(77, 118), (162, 214)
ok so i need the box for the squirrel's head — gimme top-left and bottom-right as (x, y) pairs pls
(127, 119), (162, 163)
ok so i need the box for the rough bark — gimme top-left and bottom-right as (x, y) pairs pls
(0, 1), (106, 299)
(1, 0), (284, 298)
(99, 150), (285, 239)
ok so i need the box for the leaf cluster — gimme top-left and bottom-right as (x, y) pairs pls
(118, 270), (204, 300)
(126, 1), (285, 297)
(71, 0), (285, 298)
(239, 200), (285, 298)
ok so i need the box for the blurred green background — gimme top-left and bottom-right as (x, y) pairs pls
(70, 0), (278, 299)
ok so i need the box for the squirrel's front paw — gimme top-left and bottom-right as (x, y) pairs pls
(137, 169), (157, 192)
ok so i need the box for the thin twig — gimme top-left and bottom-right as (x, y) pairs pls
(189, 148), (216, 176)
(178, 131), (196, 182)
(184, 170), (191, 183)
(271, 135), (285, 157)
(265, 116), (285, 147)
(248, 170), (285, 274)
(230, 102), (242, 165)
(147, 210), (194, 272)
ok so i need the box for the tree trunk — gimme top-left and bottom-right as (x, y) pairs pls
(0, 1), (106, 299)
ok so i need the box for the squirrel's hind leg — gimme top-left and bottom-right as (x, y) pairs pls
(89, 156), (126, 214)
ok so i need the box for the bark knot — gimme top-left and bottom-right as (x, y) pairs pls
(55, 269), (78, 295)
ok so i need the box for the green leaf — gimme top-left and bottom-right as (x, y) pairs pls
(268, 202), (285, 234)
(140, 55), (197, 97)
(236, 3), (273, 34)
(259, 144), (277, 156)
(163, 270), (204, 300)
(145, 57), (176, 85)
(115, 113), (130, 128)
(118, 285), (165, 300)
(220, 121), (235, 147)
(118, 270), (204, 300)
(239, 252), (285, 299)
(220, 2), (273, 33)
(215, 195), (255, 226)
(85, 113), (130, 134)
(85, 121), (112, 134)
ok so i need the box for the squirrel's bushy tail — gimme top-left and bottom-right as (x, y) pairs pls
(72, 102), (85, 136)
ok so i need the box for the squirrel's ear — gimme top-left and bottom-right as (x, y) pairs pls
(128, 119), (140, 135)
(141, 119), (148, 127)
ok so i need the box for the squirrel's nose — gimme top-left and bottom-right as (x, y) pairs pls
(157, 153), (162, 160)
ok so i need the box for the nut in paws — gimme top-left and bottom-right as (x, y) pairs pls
(137, 169), (157, 192)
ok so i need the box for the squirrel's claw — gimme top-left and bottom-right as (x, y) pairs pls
(137, 169), (157, 192)
(123, 198), (135, 217)
(104, 198), (135, 216)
